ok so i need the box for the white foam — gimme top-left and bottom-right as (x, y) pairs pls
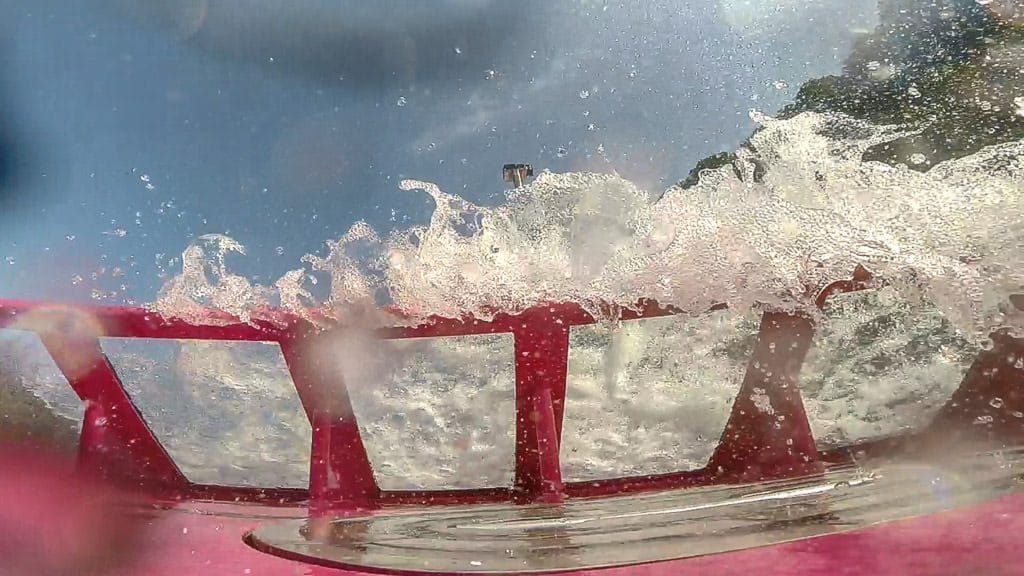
(155, 112), (1024, 342)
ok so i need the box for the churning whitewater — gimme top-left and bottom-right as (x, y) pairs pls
(5, 110), (1021, 489)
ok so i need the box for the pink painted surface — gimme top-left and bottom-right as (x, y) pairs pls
(5, 446), (1024, 576)
(116, 494), (1024, 576)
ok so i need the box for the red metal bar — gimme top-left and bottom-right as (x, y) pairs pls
(42, 333), (186, 489)
(378, 487), (514, 507)
(512, 307), (571, 503)
(0, 299), (289, 341)
(533, 387), (566, 502)
(819, 329), (1024, 465)
(564, 468), (712, 499)
(707, 311), (821, 483)
(925, 330), (1024, 448)
(815, 264), (875, 308)
(277, 333), (380, 513)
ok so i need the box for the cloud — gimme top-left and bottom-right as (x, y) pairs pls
(101, 0), (551, 88)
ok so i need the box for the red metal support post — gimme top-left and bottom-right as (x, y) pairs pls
(42, 335), (186, 489)
(277, 329), (380, 513)
(926, 330), (1024, 449)
(708, 311), (821, 483)
(512, 307), (569, 503)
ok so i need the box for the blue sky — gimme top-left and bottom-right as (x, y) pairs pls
(0, 0), (876, 305)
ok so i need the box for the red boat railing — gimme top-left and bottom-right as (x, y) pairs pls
(0, 266), (1021, 512)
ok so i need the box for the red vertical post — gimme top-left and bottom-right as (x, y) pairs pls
(40, 336), (185, 489)
(708, 311), (821, 483)
(925, 331), (1024, 449)
(512, 308), (568, 503)
(278, 329), (379, 513)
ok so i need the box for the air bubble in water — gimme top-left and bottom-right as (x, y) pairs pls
(396, 96), (407, 107)
(579, 89), (590, 99)
(990, 397), (1005, 409)
(4, 256), (14, 265)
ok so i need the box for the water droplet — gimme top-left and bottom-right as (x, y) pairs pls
(453, 46), (463, 55)
(396, 96), (407, 107)
(4, 256), (14, 265)
(909, 153), (927, 165)
(907, 85), (921, 98)
(275, 246), (285, 255)
(772, 80), (789, 90)
(65, 234), (76, 241)
(579, 89), (590, 99)
(484, 69), (497, 80)
(866, 60), (881, 71)
(71, 274), (83, 285)
(990, 397), (1005, 409)
(586, 123), (596, 131)
(469, 560), (482, 567)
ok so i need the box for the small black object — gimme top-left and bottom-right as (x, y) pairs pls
(502, 163), (534, 186)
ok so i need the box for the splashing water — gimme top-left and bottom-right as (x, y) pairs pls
(155, 111), (1023, 342)
(58, 109), (1018, 485)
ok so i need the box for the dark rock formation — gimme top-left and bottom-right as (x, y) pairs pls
(679, 0), (1024, 189)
